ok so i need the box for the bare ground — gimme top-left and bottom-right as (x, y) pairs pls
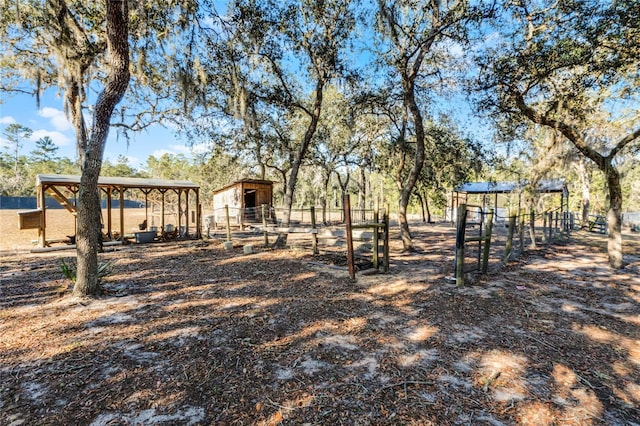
(0, 221), (639, 425)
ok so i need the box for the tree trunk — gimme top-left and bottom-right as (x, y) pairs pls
(397, 80), (426, 252)
(321, 170), (330, 224)
(280, 80), (324, 226)
(74, 0), (130, 296)
(358, 165), (366, 221)
(605, 165), (623, 268)
(274, 81), (324, 248)
(425, 192), (432, 223)
(577, 157), (590, 228)
(416, 191), (426, 222)
(512, 91), (635, 269)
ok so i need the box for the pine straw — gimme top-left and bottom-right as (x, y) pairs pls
(1, 225), (639, 425)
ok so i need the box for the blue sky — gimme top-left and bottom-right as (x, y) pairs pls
(0, 87), (207, 169)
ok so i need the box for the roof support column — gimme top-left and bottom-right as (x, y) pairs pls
(119, 187), (125, 240)
(185, 189), (190, 237)
(39, 184), (47, 247)
(196, 188), (201, 239)
(106, 187), (113, 239)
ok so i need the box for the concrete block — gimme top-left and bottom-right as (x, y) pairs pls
(243, 244), (254, 254)
(223, 241), (233, 250)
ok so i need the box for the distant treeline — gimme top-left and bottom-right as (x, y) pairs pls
(0, 196), (144, 210)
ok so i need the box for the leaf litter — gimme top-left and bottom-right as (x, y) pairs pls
(0, 224), (639, 425)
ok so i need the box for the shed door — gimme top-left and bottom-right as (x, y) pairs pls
(244, 189), (257, 220)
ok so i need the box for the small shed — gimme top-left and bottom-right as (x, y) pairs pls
(212, 179), (274, 226)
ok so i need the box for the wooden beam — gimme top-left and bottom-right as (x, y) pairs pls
(119, 187), (125, 240)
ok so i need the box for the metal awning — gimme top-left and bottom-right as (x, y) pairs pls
(454, 180), (566, 194)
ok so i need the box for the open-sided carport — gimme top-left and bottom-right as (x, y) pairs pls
(451, 180), (569, 222)
(19, 174), (200, 247)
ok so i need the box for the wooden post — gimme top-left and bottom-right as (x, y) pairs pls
(119, 187), (125, 241)
(344, 195), (356, 280)
(185, 189), (190, 237)
(198, 203), (202, 239)
(39, 185), (46, 247)
(548, 211), (553, 242)
(311, 206), (318, 255)
(529, 207), (537, 248)
(570, 212), (575, 231)
(107, 187), (113, 239)
(161, 189), (166, 237)
(177, 190), (183, 237)
(383, 203), (390, 273)
(195, 189), (201, 239)
(504, 214), (516, 263)
(262, 204), (269, 247)
(481, 208), (494, 274)
(518, 209), (525, 254)
(455, 203), (467, 286)
(372, 207), (379, 269)
(225, 204), (231, 242)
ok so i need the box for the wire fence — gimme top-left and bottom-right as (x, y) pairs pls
(454, 203), (579, 284)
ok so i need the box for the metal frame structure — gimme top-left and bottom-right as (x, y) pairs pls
(451, 180), (569, 222)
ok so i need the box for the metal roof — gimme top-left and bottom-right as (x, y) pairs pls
(213, 179), (274, 194)
(36, 174), (199, 190)
(454, 180), (565, 194)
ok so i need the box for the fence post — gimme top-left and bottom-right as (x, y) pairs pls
(344, 195), (356, 280)
(519, 209), (525, 254)
(504, 214), (516, 263)
(548, 212), (554, 242)
(481, 208), (494, 274)
(383, 203), (390, 273)
(529, 207), (537, 249)
(455, 204), (467, 286)
(570, 212), (575, 231)
(262, 204), (269, 247)
(373, 207), (379, 269)
(225, 204), (231, 242)
(311, 206), (318, 255)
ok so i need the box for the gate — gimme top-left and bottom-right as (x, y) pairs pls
(454, 204), (494, 285)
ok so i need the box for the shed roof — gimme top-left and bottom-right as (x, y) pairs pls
(455, 180), (565, 194)
(36, 174), (199, 190)
(213, 179), (274, 194)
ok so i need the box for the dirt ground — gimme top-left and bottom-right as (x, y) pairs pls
(1, 215), (639, 425)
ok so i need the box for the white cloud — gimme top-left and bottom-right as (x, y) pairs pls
(38, 107), (73, 131)
(0, 116), (17, 125)
(30, 129), (73, 147)
(151, 148), (176, 158)
(168, 143), (211, 156)
(146, 143), (210, 161)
